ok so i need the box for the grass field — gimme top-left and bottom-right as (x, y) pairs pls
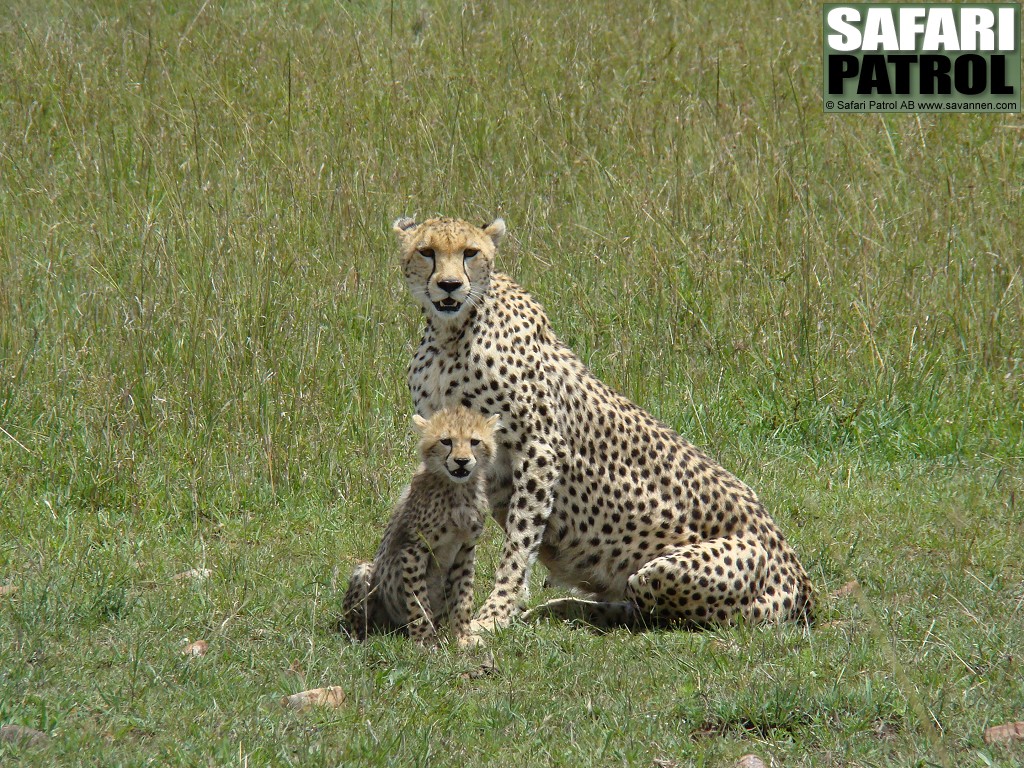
(1, 1), (1023, 765)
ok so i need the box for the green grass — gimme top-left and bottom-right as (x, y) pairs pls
(1, 0), (1023, 765)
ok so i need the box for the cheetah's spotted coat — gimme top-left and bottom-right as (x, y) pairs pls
(394, 216), (814, 632)
(341, 406), (499, 644)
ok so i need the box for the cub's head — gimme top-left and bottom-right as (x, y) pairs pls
(412, 407), (500, 484)
(393, 216), (506, 324)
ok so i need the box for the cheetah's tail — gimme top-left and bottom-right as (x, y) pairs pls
(339, 562), (375, 642)
(522, 597), (643, 631)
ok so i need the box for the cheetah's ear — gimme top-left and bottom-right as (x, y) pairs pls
(482, 218), (506, 246)
(411, 414), (429, 432)
(393, 217), (418, 237)
(484, 413), (502, 432)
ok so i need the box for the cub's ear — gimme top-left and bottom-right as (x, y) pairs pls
(482, 218), (506, 246)
(393, 217), (418, 236)
(412, 414), (429, 432)
(484, 413), (502, 432)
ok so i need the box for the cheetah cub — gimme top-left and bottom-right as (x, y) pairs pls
(341, 406), (500, 645)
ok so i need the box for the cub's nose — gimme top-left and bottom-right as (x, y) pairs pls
(454, 457), (471, 467)
(437, 278), (463, 294)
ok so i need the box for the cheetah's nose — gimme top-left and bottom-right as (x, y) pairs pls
(438, 278), (463, 294)
(454, 457), (471, 467)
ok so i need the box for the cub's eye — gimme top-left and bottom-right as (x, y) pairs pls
(463, 248), (479, 260)
(470, 439), (481, 447)
(440, 438), (452, 447)
(418, 248), (435, 260)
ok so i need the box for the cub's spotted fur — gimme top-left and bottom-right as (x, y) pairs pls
(341, 406), (499, 644)
(394, 216), (814, 632)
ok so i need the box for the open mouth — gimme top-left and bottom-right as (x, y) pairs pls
(449, 467), (471, 479)
(433, 298), (462, 313)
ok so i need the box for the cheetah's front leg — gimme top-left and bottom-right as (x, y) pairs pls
(470, 443), (558, 634)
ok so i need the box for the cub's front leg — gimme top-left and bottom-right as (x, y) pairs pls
(445, 543), (478, 642)
(399, 543), (437, 645)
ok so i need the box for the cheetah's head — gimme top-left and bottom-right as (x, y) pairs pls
(412, 407), (501, 484)
(393, 216), (505, 324)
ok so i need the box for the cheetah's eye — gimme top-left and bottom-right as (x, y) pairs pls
(463, 248), (479, 260)
(418, 248), (435, 260)
(470, 439), (481, 447)
(439, 438), (452, 447)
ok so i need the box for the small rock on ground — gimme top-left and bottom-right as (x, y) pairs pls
(281, 686), (346, 712)
(984, 721), (1024, 745)
(183, 639), (209, 657)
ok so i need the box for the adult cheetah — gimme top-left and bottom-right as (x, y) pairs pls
(394, 216), (814, 633)
(341, 406), (499, 645)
